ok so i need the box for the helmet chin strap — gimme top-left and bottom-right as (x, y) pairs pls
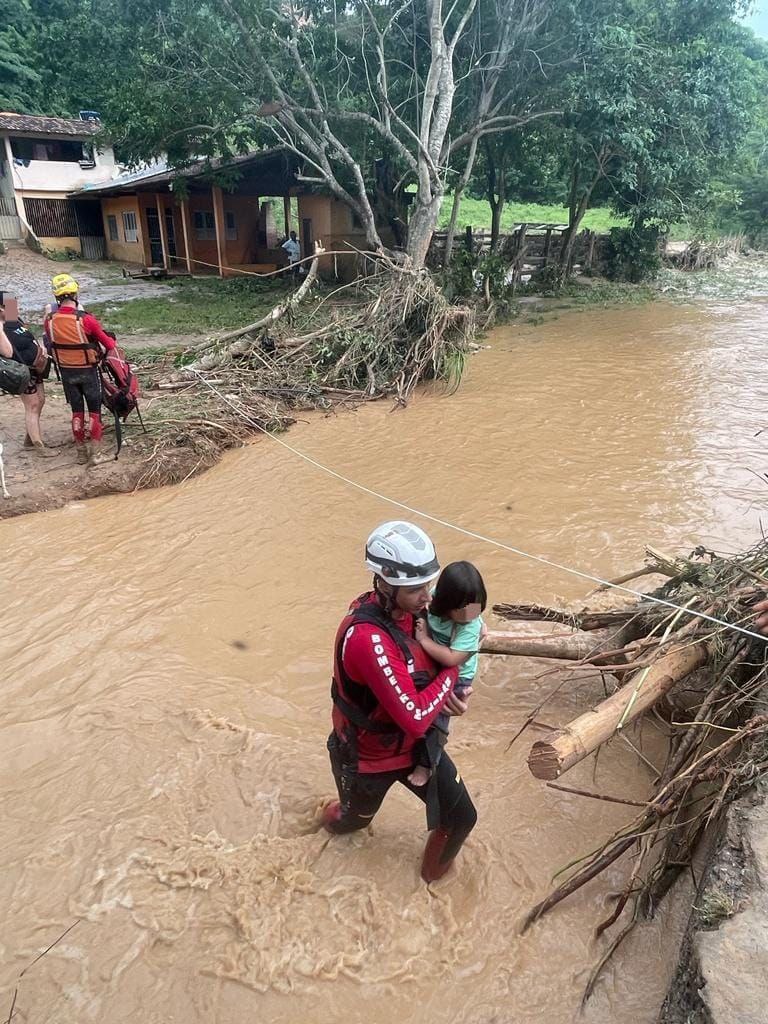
(373, 575), (398, 616)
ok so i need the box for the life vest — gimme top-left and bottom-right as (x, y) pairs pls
(47, 309), (102, 368)
(331, 593), (444, 825)
(331, 595), (432, 746)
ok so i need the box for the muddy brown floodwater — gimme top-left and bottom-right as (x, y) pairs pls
(2, 295), (767, 1023)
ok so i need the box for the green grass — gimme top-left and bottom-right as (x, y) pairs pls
(88, 276), (293, 335)
(437, 197), (626, 234)
(558, 280), (656, 306)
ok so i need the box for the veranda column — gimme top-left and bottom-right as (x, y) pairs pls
(212, 185), (226, 277)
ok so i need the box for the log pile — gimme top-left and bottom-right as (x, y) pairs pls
(485, 543), (768, 1005)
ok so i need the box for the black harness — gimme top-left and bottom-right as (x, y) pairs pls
(332, 597), (430, 737)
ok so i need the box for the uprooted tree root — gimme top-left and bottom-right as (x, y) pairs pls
(492, 542), (768, 1006)
(161, 254), (474, 427)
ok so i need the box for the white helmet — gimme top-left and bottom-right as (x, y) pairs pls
(365, 520), (440, 586)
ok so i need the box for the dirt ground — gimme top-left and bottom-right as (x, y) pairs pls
(0, 388), (157, 517)
(0, 243), (173, 317)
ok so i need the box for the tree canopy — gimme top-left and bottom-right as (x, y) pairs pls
(6, 0), (767, 266)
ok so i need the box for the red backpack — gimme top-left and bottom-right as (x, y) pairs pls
(99, 346), (145, 456)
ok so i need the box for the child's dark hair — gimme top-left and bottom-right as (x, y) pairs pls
(430, 561), (487, 618)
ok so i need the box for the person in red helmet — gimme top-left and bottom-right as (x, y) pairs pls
(323, 520), (477, 882)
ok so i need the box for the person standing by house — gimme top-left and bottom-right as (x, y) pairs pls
(281, 230), (301, 278)
(0, 300), (53, 454)
(324, 521), (477, 883)
(44, 274), (117, 466)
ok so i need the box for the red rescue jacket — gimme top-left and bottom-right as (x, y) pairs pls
(331, 592), (458, 773)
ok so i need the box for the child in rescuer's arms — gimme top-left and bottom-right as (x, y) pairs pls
(409, 561), (487, 787)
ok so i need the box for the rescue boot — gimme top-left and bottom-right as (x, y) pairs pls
(72, 413), (87, 464)
(87, 439), (112, 467)
(320, 801), (343, 833)
(420, 827), (455, 883)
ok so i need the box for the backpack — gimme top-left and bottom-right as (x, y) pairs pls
(0, 356), (31, 395)
(30, 340), (51, 378)
(99, 347), (142, 457)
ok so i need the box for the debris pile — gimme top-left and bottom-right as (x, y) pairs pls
(163, 250), (473, 436)
(485, 543), (768, 1004)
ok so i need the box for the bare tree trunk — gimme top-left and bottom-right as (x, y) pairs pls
(557, 150), (607, 282)
(442, 190), (462, 267)
(407, 191), (445, 267)
(527, 642), (709, 780)
(485, 141), (507, 252)
(442, 136), (481, 266)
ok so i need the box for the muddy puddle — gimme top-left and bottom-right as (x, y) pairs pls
(1, 288), (766, 1022)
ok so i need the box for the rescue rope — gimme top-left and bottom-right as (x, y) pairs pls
(166, 248), (375, 279)
(190, 369), (768, 644)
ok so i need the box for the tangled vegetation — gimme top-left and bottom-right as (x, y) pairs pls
(493, 541), (768, 1004)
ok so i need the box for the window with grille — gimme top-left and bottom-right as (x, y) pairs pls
(225, 211), (237, 240)
(193, 210), (216, 240)
(122, 211), (138, 243)
(107, 214), (119, 241)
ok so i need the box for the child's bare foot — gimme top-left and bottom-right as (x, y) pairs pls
(408, 765), (431, 787)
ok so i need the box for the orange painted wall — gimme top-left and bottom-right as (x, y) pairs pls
(182, 193), (261, 270)
(297, 195), (366, 279)
(102, 195), (144, 264)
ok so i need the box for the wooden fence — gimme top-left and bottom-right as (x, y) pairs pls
(428, 223), (606, 278)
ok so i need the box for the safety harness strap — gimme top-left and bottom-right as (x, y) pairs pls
(48, 310), (101, 366)
(331, 598), (422, 741)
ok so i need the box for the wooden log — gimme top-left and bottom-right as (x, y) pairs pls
(493, 602), (638, 632)
(527, 642), (709, 780)
(481, 630), (612, 661)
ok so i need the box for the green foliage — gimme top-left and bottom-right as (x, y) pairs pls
(602, 226), (662, 282)
(437, 198), (624, 233)
(0, 0), (41, 112)
(44, 247), (80, 261)
(518, 0), (761, 244)
(7, 0), (766, 284)
(527, 264), (562, 295)
(440, 249), (515, 305)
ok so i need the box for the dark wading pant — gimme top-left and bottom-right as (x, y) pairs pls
(60, 366), (102, 414)
(327, 732), (478, 864)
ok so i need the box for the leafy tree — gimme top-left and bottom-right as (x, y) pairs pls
(21, 0), (563, 268)
(0, 0), (41, 112)
(552, 0), (758, 275)
(16, 0), (766, 276)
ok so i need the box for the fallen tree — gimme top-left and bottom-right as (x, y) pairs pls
(160, 251), (474, 431)
(488, 543), (768, 1005)
(527, 640), (709, 780)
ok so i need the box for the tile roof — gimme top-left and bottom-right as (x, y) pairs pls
(74, 147), (294, 196)
(0, 112), (101, 136)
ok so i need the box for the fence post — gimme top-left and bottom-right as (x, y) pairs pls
(585, 230), (596, 271)
(543, 228), (553, 264)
